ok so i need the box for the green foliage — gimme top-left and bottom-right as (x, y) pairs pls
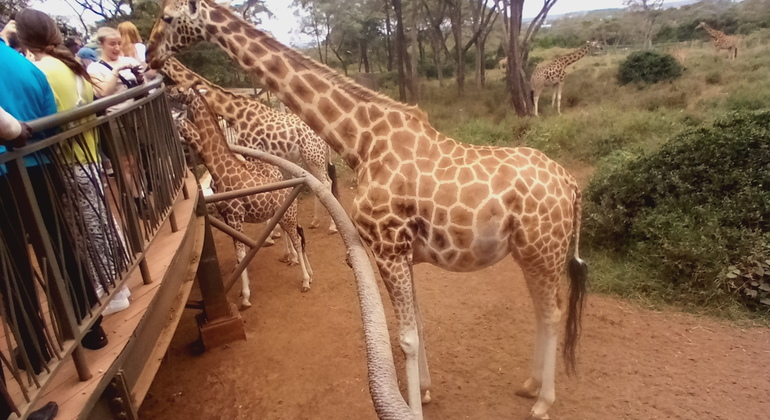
(584, 110), (770, 310)
(617, 51), (684, 86)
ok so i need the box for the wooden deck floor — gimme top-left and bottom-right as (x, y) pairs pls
(8, 174), (200, 420)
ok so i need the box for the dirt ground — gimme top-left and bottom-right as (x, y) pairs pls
(139, 176), (770, 420)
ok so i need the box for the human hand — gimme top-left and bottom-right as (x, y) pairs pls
(0, 20), (16, 43)
(10, 122), (31, 148)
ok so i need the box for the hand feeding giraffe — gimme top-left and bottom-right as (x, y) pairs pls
(162, 57), (340, 233)
(168, 86), (313, 307)
(530, 40), (603, 117)
(696, 22), (739, 60)
(147, 2), (587, 419)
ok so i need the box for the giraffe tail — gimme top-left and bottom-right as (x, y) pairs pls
(328, 163), (340, 201)
(297, 226), (306, 253)
(564, 186), (588, 375)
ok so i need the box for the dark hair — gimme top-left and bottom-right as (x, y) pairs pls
(15, 9), (91, 82)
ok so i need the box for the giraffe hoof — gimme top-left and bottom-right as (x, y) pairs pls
(309, 222), (319, 229)
(525, 413), (549, 420)
(240, 300), (252, 310)
(327, 228), (338, 235)
(271, 230), (282, 239)
(301, 285), (310, 293)
(421, 390), (431, 404)
(264, 239), (275, 247)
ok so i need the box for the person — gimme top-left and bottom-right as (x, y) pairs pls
(0, 23), (61, 420)
(0, 20), (22, 52)
(87, 26), (147, 215)
(117, 21), (146, 64)
(16, 8), (130, 316)
(63, 36), (82, 56)
(76, 46), (98, 69)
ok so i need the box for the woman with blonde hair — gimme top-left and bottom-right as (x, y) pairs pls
(118, 21), (146, 64)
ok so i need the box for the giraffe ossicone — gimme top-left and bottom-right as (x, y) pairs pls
(148, 2), (588, 419)
(168, 85), (314, 307)
(530, 40), (603, 117)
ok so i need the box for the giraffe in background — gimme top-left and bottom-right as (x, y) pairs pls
(148, 2), (588, 418)
(162, 58), (340, 233)
(169, 87), (313, 308)
(530, 40), (603, 117)
(696, 22), (739, 60)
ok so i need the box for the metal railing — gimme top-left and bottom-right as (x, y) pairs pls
(0, 78), (187, 418)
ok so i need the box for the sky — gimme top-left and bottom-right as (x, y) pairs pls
(37, 0), (628, 46)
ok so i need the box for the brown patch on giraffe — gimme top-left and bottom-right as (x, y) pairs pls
(317, 97), (342, 123)
(460, 183), (490, 210)
(387, 112), (403, 128)
(430, 230), (450, 250)
(531, 183), (547, 201)
(304, 73), (331, 94)
(264, 55), (289, 78)
(437, 156), (453, 169)
(472, 165), (490, 182)
(302, 109), (326, 134)
(372, 120), (390, 137)
(457, 167), (474, 185)
(330, 90), (355, 114)
(248, 42), (267, 57)
(418, 200), (433, 220)
(433, 181), (456, 208)
(354, 106), (370, 126)
(450, 206), (473, 227)
(289, 76), (315, 104)
(368, 137), (388, 161)
(391, 131), (416, 161)
(406, 115), (422, 132)
(434, 207), (448, 226)
(209, 9), (226, 23)
(448, 226), (473, 249)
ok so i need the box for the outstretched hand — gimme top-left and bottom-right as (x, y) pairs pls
(10, 122), (31, 148)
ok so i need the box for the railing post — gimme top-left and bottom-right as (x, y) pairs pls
(193, 190), (245, 349)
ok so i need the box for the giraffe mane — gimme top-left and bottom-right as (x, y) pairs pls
(204, 0), (430, 124)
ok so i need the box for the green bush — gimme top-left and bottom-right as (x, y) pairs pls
(584, 110), (770, 310)
(616, 51), (684, 86)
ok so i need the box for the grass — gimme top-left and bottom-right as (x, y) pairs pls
(399, 38), (770, 320)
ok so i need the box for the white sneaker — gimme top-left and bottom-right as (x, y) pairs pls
(103, 286), (131, 315)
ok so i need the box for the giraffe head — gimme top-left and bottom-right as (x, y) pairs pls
(586, 40), (604, 53)
(147, 0), (210, 69)
(695, 21), (707, 30)
(166, 84), (197, 106)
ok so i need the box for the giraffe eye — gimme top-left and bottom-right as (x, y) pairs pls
(162, 15), (173, 24)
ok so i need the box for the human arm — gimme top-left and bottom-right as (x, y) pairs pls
(0, 106), (31, 147)
(88, 61), (136, 98)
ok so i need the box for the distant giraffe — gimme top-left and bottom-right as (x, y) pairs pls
(696, 22), (739, 60)
(530, 40), (603, 117)
(162, 58), (340, 233)
(148, 2), (588, 418)
(169, 87), (313, 308)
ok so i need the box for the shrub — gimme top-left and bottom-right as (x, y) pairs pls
(616, 50), (684, 86)
(584, 110), (770, 310)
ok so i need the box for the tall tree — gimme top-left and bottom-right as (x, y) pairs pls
(469, 0), (498, 89)
(447, 0), (498, 95)
(421, 0), (450, 86)
(624, 0), (664, 49)
(501, 0), (558, 116)
(392, 0), (409, 101)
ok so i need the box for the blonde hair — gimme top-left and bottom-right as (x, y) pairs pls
(96, 26), (120, 45)
(118, 21), (142, 60)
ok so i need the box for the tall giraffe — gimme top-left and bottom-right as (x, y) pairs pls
(530, 40), (603, 117)
(168, 86), (313, 307)
(147, 2), (587, 419)
(162, 57), (340, 233)
(696, 22), (739, 60)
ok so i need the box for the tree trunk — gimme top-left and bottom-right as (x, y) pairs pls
(384, 0), (394, 72)
(475, 37), (485, 89)
(450, 0), (464, 95)
(408, 0), (420, 103)
(392, 0), (408, 101)
(506, 0), (531, 116)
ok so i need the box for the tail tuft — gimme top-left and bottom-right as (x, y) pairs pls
(328, 163), (340, 200)
(297, 226), (306, 252)
(564, 257), (588, 374)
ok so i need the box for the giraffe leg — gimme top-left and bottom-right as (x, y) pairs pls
(412, 276), (432, 403)
(278, 225), (298, 265)
(556, 83), (563, 115)
(550, 90), (557, 109)
(518, 268), (562, 420)
(533, 90), (541, 117)
(376, 253), (425, 418)
(306, 161), (338, 234)
(281, 219), (312, 292)
(235, 240), (252, 308)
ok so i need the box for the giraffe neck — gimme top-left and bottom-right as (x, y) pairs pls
(558, 45), (590, 67)
(702, 24), (721, 40)
(193, 1), (429, 171)
(185, 95), (245, 182)
(164, 59), (271, 125)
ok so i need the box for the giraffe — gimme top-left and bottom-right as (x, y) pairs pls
(168, 86), (314, 307)
(162, 57), (340, 233)
(147, 2), (587, 419)
(696, 22), (739, 60)
(530, 40), (603, 117)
